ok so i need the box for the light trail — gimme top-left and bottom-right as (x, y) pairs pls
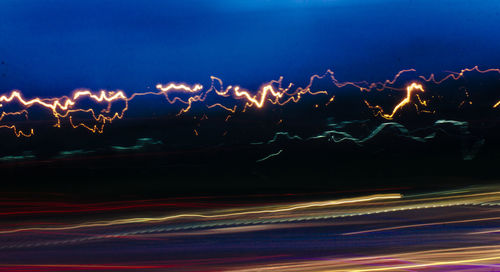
(364, 82), (427, 120)
(0, 66), (498, 137)
(419, 66), (500, 84)
(1, 186), (500, 270)
(342, 216), (500, 236)
(0, 194), (401, 234)
(256, 149), (283, 162)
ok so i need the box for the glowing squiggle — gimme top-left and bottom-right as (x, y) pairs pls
(256, 149), (283, 162)
(254, 119), (468, 146)
(364, 82), (427, 120)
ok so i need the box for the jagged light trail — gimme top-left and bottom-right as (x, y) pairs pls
(0, 66), (499, 137)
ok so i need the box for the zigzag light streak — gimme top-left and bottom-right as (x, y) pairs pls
(0, 66), (499, 137)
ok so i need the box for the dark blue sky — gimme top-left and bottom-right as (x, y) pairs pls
(0, 0), (499, 96)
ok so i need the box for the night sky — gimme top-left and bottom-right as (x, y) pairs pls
(1, 0), (499, 97)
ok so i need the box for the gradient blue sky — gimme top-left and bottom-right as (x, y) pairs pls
(0, 0), (499, 96)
